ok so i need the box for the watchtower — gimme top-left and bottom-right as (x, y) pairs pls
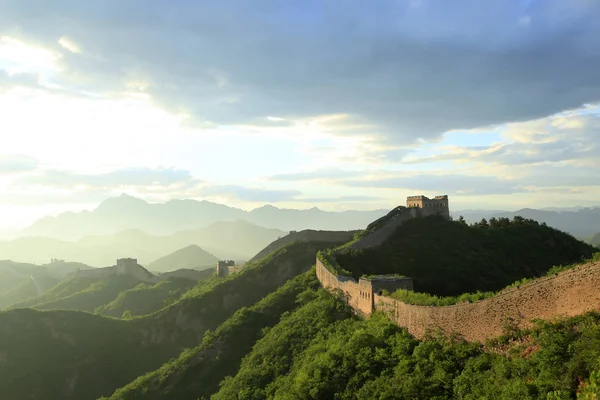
(217, 260), (235, 278)
(406, 195), (450, 218)
(116, 258), (138, 275)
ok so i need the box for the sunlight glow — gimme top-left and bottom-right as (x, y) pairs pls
(58, 36), (81, 54)
(0, 36), (60, 74)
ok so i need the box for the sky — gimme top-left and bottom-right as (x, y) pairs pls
(0, 0), (599, 231)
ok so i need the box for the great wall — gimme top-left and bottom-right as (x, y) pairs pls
(316, 195), (600, 342)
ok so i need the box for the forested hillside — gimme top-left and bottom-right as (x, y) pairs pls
(2, 214), (600, 399)
(104, 269), (326, 400)
(0, 238), (348, 400)
(106, 278), (600, 400)
(335, 215), (596, 295)
(19, 274), (144, 312)
(96, 278), (199, 318)
(0, 309), (179, 400)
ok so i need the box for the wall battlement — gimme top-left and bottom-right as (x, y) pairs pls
(316, 257), (600, 342)
(116, 258), (138, 275)
(406, 194), (449, 219)
(68, 258), (155, 282)
(217, 260), (243, 278)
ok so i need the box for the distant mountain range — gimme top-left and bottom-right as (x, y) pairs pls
(0, 220), (285, 266)
(589, 232), (600, 247)
(3, 195), (599, 267)
(453, 207), (600, 239)
(20, 194), (390, 240)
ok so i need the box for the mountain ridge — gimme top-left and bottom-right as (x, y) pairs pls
(20, 194), (389, 240)
(0, 220), (284, 266)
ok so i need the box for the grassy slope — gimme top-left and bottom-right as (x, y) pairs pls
(137, 240), (348, 350)
(24, 275), (144, 312)
(96, 278), (198, 318)
(0, 309), (178, 400)
(0, 261), (46, 294)
(0, 274), (60, 309)
(335, 216), (596, 296)
(12, 276), (106, 308)
(105, 269), (321, 400)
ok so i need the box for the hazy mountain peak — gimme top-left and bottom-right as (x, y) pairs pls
(95, 194), (150, 213)
(147, 243), (219, 272)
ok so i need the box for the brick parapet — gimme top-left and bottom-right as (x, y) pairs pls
(317, 257), (600, 342)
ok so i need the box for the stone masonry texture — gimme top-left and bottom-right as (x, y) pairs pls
(316, 258), (600, 342)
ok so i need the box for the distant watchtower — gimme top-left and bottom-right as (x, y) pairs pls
(217, 260), (235, 278)
(116, 258), (138, 275)
(406, 195), (450, 219)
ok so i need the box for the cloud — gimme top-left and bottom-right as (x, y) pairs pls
(0, 154), (38, 174)
(0, 69), (41, 90)
(196, 185), (301, 202)
(342, 173), (521, 196)
(296, 195), (382, 203)
(0, 1), (599, 144)
(57, 36), (81, 54)
(13, 167), (198, 189)
(402, 105), (600, 167)
(268, 168), (360, 182)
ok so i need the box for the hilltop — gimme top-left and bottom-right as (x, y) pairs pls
(333, 213), (596, 296)
(248, 229), (357, 263)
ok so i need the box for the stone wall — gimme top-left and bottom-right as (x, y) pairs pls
(350, 208), (418, 250)
(316, 257), (361, 311)
(317, 257), (600, 342)
(67, 266), (117, 280)
(67, 261), (157, 283)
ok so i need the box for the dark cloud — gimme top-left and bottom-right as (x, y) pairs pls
(14, 167), (197, 188)
(1, 0), (599, 144)
(196, 185), (301, 202)
(0, 154), (39, 174)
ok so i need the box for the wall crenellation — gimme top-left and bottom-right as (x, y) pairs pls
(406, 194), (450, 219)
(217, 260), (245, 278)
